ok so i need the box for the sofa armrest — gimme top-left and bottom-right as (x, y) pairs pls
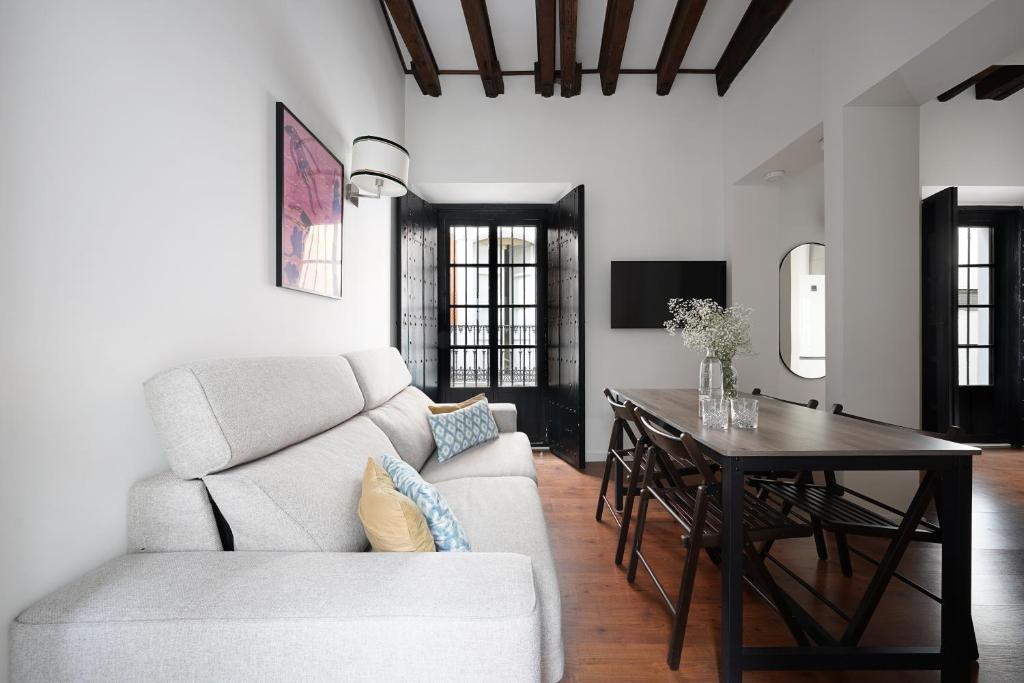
(11, 551), (541, 682)
(128, 471), (223, 552)
(488, 402), (517, 433)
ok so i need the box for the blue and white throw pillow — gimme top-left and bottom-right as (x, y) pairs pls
(427, 398), (500, 463)
(380, 453), (471, 552)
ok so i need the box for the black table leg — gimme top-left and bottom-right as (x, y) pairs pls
(720, 457), (744, 683)
(940, 458), (972, 682)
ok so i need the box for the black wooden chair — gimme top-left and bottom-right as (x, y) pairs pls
(750, 404), (977, 656)
(627, 405), (812, 669)
(596, 388), (640, 525)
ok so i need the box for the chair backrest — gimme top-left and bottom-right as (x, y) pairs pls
(604, 388), (639, 445)
(831, 403), (961, 441)
(751, 387), (818, 410)
(635, 406), (717, 484)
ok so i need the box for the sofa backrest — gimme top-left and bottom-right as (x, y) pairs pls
(344, 347), (412, 410)
(144, 356), (365, 479)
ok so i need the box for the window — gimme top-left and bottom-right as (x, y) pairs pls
(957, 226), (993, 386)
(497, 226), (538, 386)
(448, 225), (490, 387)
(447, 223), (539, 388)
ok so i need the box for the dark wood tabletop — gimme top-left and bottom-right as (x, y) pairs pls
(612, 388), (981, 458)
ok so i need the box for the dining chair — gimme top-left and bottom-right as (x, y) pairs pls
(612, 400), (701, 566)
(596, 388), (641, 524)
(749, 388), (831, 560)
(750, 404), (978, 658)
(627, 405), (812, 669)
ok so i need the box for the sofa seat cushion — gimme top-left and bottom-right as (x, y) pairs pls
(144, 356), (365, 478)
(12, 551), (542, 683)
(420, 432), (536, 484)
(203, 416), (398, 551)
(364, 386), (435, 470)
(434, 476), (563, 683)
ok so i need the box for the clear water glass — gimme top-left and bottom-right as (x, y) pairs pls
(731, 397), (759, 429)
(700, 398), (729, 430)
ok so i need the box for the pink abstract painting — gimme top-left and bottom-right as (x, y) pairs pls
(276, 103), (344, 298)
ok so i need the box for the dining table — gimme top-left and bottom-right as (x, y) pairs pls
(611, 388), (981, 682)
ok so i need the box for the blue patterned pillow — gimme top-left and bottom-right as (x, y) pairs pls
(427, 398), (500, 463)
(380, 453), (471, 552)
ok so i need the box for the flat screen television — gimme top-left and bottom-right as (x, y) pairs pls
(610, 260), (727, 329)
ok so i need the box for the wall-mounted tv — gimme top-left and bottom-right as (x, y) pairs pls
(610, 260), (727, 329)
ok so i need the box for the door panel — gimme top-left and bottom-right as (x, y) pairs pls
(921, 187), (957, 434)
(394, 192), (439, 399)
(546, 186), (585, 468)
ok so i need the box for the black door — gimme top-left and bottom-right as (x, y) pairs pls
(394, 192), (439, 399)
(921, 187), (958, 434)
(546, 186), (585, 468)
(437, 206), (549, 442)
(922, 188), (1023, 444)
(955, 207), (1021, 443)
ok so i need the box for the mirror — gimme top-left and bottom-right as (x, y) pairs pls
(780, 243), (826, 379)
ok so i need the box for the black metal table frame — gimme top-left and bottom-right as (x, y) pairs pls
(710, 451), (973, 682)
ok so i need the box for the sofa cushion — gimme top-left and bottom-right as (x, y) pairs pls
(364, 386), (435, 470)
(144, 356), (365, 478)
(429, 393), (485, 414)
(420, 432), (536, 484)
(434, 476), (563, 683)
(428, 399), (500, 463)
(382, 454), (471, 552)
(203, 416), (397, 551)
(358, 458), (435, 553)
(12, 552), (542, 683)
(344, 347), (412, 410)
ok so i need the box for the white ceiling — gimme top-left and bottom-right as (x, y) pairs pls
(388, 0), (749, 73)
(922, 186), (1024, 206)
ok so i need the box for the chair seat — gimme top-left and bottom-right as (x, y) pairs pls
(750, 480), (939, 541)
(647, 485), (811, 548)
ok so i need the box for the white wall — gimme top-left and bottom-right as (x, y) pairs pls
(729, 163), (826, 406)
(921, 95), (1024, 188)
(405, 75), (724, 460)
(0, 1), (404, 678)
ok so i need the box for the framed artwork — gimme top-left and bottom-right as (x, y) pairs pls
(276, 102), (344, 299)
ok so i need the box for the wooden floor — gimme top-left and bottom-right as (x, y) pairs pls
(534, 448), (1024, 682)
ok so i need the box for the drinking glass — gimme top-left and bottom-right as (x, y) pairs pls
(700, 397), (729, 430)
(731, 397), (759, 429)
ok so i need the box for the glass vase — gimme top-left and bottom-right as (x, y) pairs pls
(721, 359), (738, 399)
(698, 349), (724, 413)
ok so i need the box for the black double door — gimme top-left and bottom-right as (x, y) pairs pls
(921, 187), (1022, 444)
(394, 187), (586, 467)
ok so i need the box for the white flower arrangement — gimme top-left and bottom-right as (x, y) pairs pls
(664, 298), (753, 397)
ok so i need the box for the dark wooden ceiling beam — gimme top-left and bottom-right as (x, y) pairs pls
(715, 0), (792, 96)
(597, 0), (635, 96)
(534, 0), (556, 96)
(975, 65), (1024, 101)
(654, 0), (707, 96)
(559, 0), (582, 97)
(382, 0), (441, 96)
(936, 65), (1000, 102)
(460, 0), (503, 97)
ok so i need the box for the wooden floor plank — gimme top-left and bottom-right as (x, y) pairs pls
(534, 447), (1024, 681)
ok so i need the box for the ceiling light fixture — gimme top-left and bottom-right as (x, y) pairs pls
(763, 169), (787, 183)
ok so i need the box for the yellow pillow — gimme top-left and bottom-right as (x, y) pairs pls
(428, 393), (486, 415)
(357, 458), (435, 552)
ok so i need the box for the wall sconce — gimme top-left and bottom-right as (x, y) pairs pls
(346, 135), (409, 206)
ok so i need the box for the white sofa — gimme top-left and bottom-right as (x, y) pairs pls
(10, 348), (563, 682)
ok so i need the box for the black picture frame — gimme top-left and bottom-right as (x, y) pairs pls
(274, 102), (346, 301)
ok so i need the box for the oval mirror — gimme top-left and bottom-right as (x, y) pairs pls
(780, 243), (826, 379)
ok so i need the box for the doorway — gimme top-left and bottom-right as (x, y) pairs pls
(394, 187), (586, 467)
(921, 187), (1023, 444)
